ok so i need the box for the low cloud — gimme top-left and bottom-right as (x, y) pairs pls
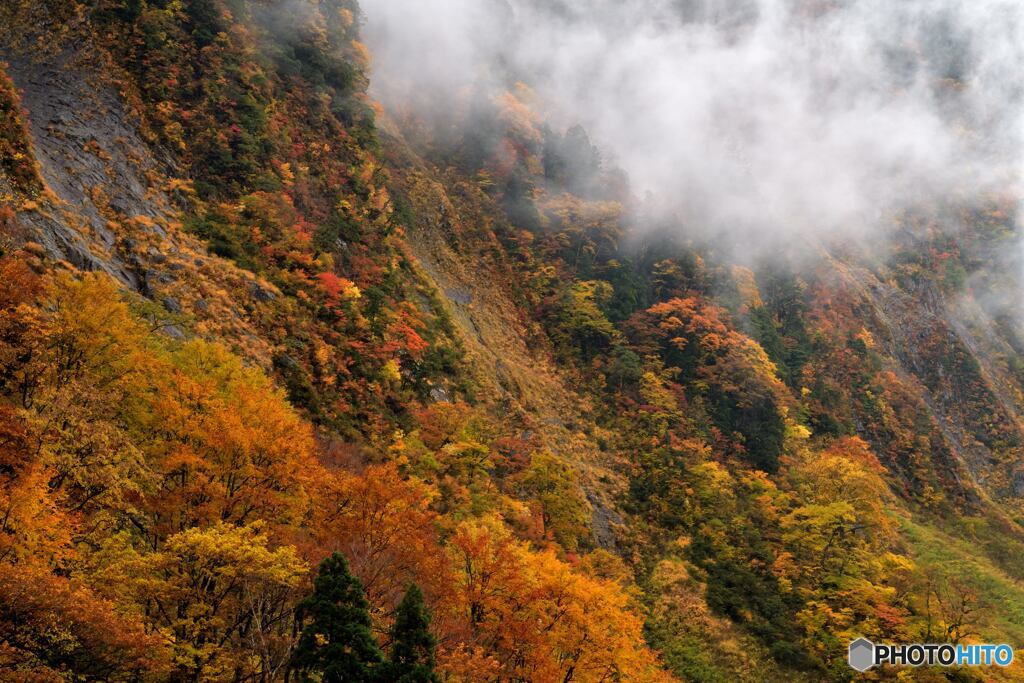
(361, 0), (1023, 257)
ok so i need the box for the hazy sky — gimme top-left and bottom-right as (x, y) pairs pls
(361, 0), (1023, 251)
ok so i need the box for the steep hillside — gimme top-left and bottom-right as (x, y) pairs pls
(0, 1), (1022, 682)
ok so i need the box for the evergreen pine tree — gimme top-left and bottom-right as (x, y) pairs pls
(383, 584), (439, 683)
(290, 552), (383, 682)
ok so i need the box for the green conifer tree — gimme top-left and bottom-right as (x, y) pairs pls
(291, 552), (383, 682)
(383, 584), (439, 683)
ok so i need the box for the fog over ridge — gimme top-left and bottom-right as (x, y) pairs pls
(361, 0), (1023, 255)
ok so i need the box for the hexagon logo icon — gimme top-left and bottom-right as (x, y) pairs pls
(848, 637), (875, 672)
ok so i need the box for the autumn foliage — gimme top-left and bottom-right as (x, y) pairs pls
(2, 0), (1024, 681)
(0, 261), (669, 680)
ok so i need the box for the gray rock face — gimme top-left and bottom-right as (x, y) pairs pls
(248, 281), (278, 302)
(1014, 470), (1024, 497)
(2, 47), (175, 292)
(429, 386), (452, 403)
(162, 297), (182, 314)
(446, 288), (472, 306)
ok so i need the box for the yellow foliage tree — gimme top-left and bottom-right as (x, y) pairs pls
(447, 519), (672, 682)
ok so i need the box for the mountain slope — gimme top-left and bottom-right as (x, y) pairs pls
(0, 1), (1023, 681)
